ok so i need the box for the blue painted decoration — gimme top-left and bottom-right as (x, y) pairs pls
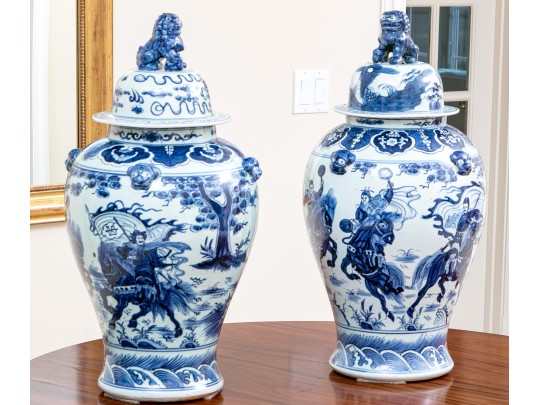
(65, 13), (261, 402)
(303, 8), (486, 382)
(372, 10), (419, 65)
(137, 13), (187, 71)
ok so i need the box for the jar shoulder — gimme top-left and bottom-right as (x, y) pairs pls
(312, 122), (480, 161)
(73, 136), (247, 175)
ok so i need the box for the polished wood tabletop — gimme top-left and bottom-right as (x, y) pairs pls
(31, 321), (508, 404)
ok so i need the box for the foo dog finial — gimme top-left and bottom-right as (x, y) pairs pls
(137, 13), (187, 71)
(372, 10), (419, 65)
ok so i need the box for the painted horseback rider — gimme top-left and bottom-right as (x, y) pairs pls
(339, 179), (406, 321)
(449, 198), (483, 253)
(339, 180), (395, 246)
(441, 196), (483, 282)
(304, 165), (338, 267)
(125, 246), (189, 336)
(304, 178), (324, 217)
(118, 229), (148, 266)
(105, 232), (194, 337)
(408, 193), (484, 317)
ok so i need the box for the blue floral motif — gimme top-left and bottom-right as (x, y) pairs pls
(102, 145), (151, 164)
(372, 130), (414, 154)
(189, 144), (232, 164)
(410, 129), (443, 153)
(341, 127), (374, 150)
(322, 126), (350, 148)
(435, 128), (465, 150)
(320, 125), (469, 157)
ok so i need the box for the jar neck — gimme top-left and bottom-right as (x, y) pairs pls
(108, 125), (217, 144)
(345, 115), (447, 128)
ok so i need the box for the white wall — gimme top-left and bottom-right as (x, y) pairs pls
(30, 0), (495, 358)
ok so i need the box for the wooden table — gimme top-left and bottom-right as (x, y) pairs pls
(31, 321), (508, 404)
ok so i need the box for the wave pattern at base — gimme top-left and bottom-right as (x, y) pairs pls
(101, 360), (221, 390)
(331, 341), (451, 374)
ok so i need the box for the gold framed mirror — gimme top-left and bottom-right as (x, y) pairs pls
(30, 0), (113, 225)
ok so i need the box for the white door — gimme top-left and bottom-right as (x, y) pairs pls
(405, 0), (507, 333)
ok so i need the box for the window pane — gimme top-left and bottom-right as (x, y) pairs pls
(406, 7), (431, 63)
(446, 101), (468, 134)
(438, 7), (471, 91)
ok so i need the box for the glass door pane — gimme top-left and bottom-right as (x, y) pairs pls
(438, 7), (471, 91)
(406, 7), (431, 63)
(446, 101), (468, 134)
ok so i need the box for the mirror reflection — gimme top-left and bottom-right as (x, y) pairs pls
(30, 0), (76, 187)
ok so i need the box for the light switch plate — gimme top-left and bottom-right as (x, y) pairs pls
(293, 69), (329, 114)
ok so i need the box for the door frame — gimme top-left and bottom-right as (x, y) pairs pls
(395, 0), (508, 334)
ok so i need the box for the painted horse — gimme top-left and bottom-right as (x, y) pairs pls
(100, 242), (192, 338)
(340, 215), (404, 321)
(407, 247), (459, 318)
(407, 206), (483, 318)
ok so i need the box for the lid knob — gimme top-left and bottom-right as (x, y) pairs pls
(372, 10), (419, 65)
(136, 13), (187, 71)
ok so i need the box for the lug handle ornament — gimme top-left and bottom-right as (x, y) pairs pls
(330, 150), (356, 175)
(127, 163), (160, 190)
(450, 150), (472, 175)
(65, 148), (82, 173)
(242, 157), (262, 183)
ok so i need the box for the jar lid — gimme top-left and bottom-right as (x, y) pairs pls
(335, 10), (458, 119)
(93, 13), (230, 128)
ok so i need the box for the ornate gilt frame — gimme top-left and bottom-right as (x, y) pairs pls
(29, 0), (113, 225)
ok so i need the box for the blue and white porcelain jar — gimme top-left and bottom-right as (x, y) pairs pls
(303, 10), (486, 382)
(65, 14), (261, 402)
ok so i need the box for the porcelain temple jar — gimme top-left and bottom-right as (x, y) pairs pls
(303, 9), (486, 382)
(64, 14), (261, 402)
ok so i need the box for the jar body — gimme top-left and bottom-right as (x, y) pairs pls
(303, 117), (485, 381)
(65, 126), (260, 401)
